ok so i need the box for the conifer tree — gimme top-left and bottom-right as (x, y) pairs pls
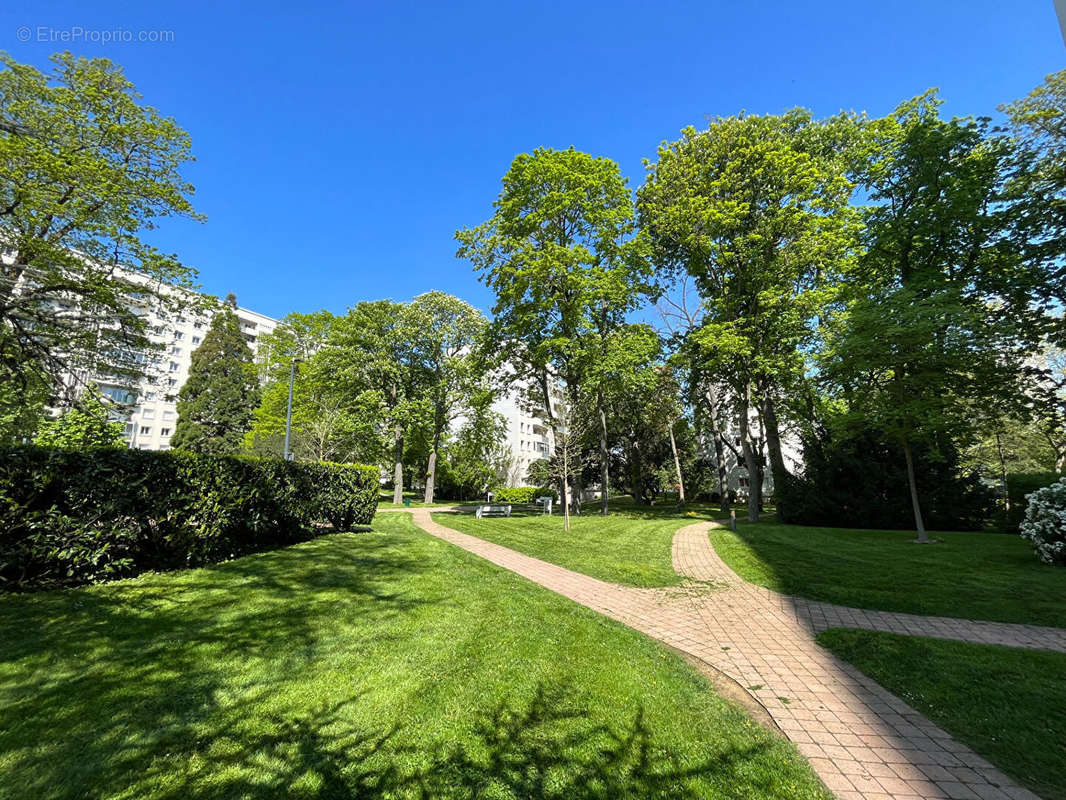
(171, 308), (259, 454)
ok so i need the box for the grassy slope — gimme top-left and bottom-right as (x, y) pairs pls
(432, 505), (724, 587)
(712, 522), (1066, 627)
(0, 513), (829, 800)
(818, 629), (1066, 800)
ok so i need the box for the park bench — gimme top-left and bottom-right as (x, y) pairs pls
(475, 504), (512, 519)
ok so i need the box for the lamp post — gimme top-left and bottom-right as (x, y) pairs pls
(283, 357), (301, 461)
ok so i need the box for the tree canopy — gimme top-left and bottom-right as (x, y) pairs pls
(0, 52), (201, 416)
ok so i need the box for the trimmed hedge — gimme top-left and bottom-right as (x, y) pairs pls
(491, 486), (557, 504)
(1003, 472), (1061, 533)
(0, 447), (378, 592)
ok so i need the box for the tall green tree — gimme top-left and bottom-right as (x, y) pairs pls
(323, 300), (426, 503)
(823, 93), (1056, 541)
(639, 111), (858, 520)
(1001, 67), (1066, 300)
(405, 291), (489, 504)
(171, 309), (260, 454)
(0, 52), (200, 411)
(442, 387), (509, 500)
(245, 310), (382, 464)
(457, 147), (650, 513)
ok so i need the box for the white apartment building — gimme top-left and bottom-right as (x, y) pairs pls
(491, 385), (555, 486)
(108, 298), (277, 451)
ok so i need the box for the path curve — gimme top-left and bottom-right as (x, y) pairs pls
(676, 522), (1066, 653)
(392, 508), (1052, 799)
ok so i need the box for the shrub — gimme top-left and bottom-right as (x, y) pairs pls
(0, 447), (379, 591)
(777, 426), (996, 531)
(303, 461), (380, 529)
(1020, 477), (1066, 566)
(1003, 472), (1061, 533)
(490, 486), (556, 504)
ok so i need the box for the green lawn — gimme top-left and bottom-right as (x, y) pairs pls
(0, 512), (829, 800)
(432, 505), (724, 587)
(818, 629), (1066, 800)
(712, 522), (1066, 627)
(376, 490), (463, 509)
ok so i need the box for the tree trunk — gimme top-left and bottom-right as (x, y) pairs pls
(903, 436), (929, 543)
(703, 384), (731, 513)
(739, 382), (760, 522)
(424, 404), (444, 504)
(562, 440), (571, 531)
(423, 449), (438, 504)
(669, 420), (685, 506)
(392, 425), (404, 505)
(761, 394), (790, 493)
(598, 394), (609, 516)
(994, 428), (1009, 512)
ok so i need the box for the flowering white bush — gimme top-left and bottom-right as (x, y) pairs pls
(1020, 477), (1066, 566)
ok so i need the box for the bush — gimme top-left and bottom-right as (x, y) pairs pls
(1003, 472), (1061, 533)
(778, 426), (996, 531)
(1020, 477), (1066, 566)
(490, 486), (557, 504)
(0, 447), (379, 592)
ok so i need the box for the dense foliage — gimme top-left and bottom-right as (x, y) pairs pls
(0, 447), (378, 591)
(1004, 472), (1062, 532)
(32, 389), (125, 450)
(777, 426), (996, 531)
(1019, 477), (1066, 565)
(172, 306), (260, 454)
(0, 53), (200, 418)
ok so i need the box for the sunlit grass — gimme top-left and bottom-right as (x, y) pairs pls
(0, 512), (829, 799)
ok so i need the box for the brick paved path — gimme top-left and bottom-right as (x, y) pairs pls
(398, 508), (1064, 799)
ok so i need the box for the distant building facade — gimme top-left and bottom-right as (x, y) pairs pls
(110, 297), (277, 451)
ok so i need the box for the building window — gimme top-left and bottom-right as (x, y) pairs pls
(167, 378), (177, 387)
(144, 391), (156, 401)
(174, 331), (184, 340)
(142, 408), (155, 420)
(192, 336), (201, 345)
(162, 410), (175, 421)
(171, 346), (182, 356)
(193, 321), (203, 330)
(169, 361), (180, 372)
(140, 426), (151, 435)
(160, 428), (171, 437)
(101, 385), (136, 405)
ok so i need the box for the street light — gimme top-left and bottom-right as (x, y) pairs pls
(283, 357), (302, 461)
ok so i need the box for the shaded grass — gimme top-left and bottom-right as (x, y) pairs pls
(0, 513), (829, 799)
(711, 522), (1066, 627)
(818, 629), (1066, 800)
(432, 507), (723, 587)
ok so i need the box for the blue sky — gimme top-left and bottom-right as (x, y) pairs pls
(3, 1), (1063, 319)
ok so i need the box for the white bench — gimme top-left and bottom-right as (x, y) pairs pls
(536, 496), (553, 515)
(475, 504), (512, 519)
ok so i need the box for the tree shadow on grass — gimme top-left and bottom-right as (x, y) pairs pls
(0, 532), (435, 800)
(140, 684), (797, 799)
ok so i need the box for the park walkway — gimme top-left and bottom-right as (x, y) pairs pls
(398, 507), (1065, 800)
